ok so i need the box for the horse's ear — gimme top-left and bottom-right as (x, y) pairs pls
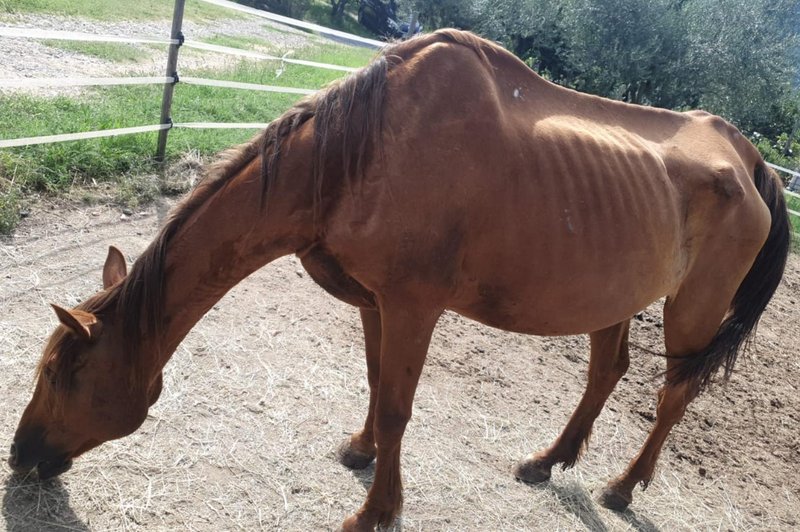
(51, 304), (96, 341)
(103, 245), (127, 289)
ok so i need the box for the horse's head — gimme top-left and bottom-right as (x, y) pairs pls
(9, 246), (163, 479)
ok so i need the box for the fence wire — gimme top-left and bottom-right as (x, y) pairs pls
(194, 0), (384, 49)
(182, 40), (358, 72)
(0, 76), (175, 88)
(182, 77), (316, 95)
(0, 124), (171, 149)
(0, 26), (178, 45)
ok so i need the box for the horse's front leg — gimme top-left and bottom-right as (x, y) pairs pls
(341, 301), (441, 532)
(337, 307), (382, 469)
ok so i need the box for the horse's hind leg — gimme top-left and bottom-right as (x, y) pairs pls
(516, 320), (630, 483)
(337, 307), (381, 469)
(599, 274), (736, 511)
(599, 357), (700, 511)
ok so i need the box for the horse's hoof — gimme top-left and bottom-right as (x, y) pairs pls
(598, 485), (632, 512)
(336, 438), (376, 470)
(514, 456), (552, 484)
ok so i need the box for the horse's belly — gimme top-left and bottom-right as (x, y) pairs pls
(449, 266), (670, 336)
(449, 220), (683, 336)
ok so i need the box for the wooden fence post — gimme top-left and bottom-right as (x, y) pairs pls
(155, 0), (186, 163)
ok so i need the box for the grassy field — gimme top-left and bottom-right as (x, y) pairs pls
(1, 0), (372, 36)
(0, 28), (375, 234)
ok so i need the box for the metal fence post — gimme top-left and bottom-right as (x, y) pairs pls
(155, 0), (186, 163)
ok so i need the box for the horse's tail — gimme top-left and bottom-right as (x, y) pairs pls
(668, 160), (790, 389)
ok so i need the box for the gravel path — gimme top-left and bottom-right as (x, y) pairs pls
(0, 13), (321, 96)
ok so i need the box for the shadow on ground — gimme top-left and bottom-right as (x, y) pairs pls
(349, 461), (376, 492)
(524, 478), (660, 532)
(2, 472), (88, 531)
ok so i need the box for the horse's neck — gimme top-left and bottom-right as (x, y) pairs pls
(159, 148), (316, 360)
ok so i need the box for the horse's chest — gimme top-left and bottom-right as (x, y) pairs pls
(298, 245), (376, 309)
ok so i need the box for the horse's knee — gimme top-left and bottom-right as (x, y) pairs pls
(374, 409), (411, 445)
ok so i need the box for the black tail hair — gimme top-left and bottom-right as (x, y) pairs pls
(668, 161), (791, 389)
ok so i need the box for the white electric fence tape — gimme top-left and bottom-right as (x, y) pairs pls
(173, 122), (271, 129)
(181, 76), (316, 95)
(182, 40), (358, 72)
(0, 28), (363, 73)
(194, 0), (384, 49)
(766, 163), (800, 219)
(0, 26), (178, 45)
(766, 162), (800, 179)
(0, 123), (280, 148)
(0, 76), (175, 88)
(0, 75), (316, 94)
(0, 124), (171, 149)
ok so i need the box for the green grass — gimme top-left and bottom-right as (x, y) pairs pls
(203, 34), (378, 66)
(301, 41), (377, 68)
(787, 193), (800, 212)
(42, 40), (150, 62)
(787, 193), (800, 251)
(0, 0), (242, 21)
(0, 178), (20, 234)
(206, 34), (278, 49)
(204, 34), (283, 56)
(0, 42), (374, 233)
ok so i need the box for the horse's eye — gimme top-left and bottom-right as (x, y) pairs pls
(43, 366), (56, 386)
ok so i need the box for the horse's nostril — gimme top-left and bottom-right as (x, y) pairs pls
(8, 443), (18, 465)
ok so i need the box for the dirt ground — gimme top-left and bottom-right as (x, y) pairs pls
(0, 197), (798, 531)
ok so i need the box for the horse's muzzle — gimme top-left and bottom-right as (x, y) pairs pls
(8, 441), (73, 479)
(36, 457), (73, 479)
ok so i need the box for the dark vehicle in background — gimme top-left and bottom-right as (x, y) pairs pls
(358, 0), (421, 40)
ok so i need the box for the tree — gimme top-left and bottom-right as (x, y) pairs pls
(475, 0), (800, 135)
(476, 0), (577, 84)
(682, 0), (800, 133)
(330, 0), (351, 19)
(398, 0), (477, 30)
(564, 0), (691, 107)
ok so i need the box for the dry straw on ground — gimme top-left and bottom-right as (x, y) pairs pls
(1, 200), (798, 531)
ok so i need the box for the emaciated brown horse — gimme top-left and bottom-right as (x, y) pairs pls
(10, 30), (790, 530)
